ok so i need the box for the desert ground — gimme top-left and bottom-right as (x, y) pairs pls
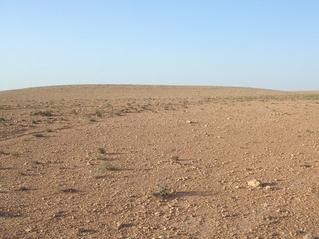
(0, 85), (318, 239)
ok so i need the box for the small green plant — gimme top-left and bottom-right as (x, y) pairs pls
(90, 118), (97, 122)
(153, 183), (170, 198)
(0, 117), (6, 122)
(100, 162), (117, 171)
(171, 155), (179, 161)
(98, 148), (106, 154)
(11, 152), (20, 157)
(97, 154), (107, 161)
(59, 187), (78, 193)
(33, 133), (45, 138)
(96, 110), (103, 118)
(0, 150), (10, 155)
(17, 186), (29, 192)
(71, 109), (79, 115)
(19, 172), (28, 176)
(0, 150), (19, 157)
(95, 162), (118, 178)
(32, 110), (53, 117)
(47, 129), (54, 132)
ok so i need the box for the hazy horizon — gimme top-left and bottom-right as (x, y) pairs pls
(1, 1), (319, 91)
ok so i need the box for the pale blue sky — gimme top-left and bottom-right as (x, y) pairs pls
(1, 1), (319, 91)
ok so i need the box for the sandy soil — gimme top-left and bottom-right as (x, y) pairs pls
(0, 85), (318, 239)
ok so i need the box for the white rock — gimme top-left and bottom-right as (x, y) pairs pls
(247, 179), (261, 188)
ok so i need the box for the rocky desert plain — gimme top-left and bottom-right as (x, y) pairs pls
(0, 85), (318, 239)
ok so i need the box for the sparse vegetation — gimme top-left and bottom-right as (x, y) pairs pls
(32, 110), (53, 117)
(171, 155), (179, 161)
(100, 161), (118, 171)
(17, 186), (29, 192)
(11, 152), (20, 157)
(153, 183), (171, 198)
(97, 154), (107, 161)
(95, 110), (103, 118)
(32, 120), (40, 124)
(71, 109), (79, 115)
(0, 150), (10, 155)
(19, 172), (30, 177)
(33, 133), (45, 138)
(78, 228), (96, 236)
(59, 187), (78, 193)
(0, 210), (20, 218)
(0, 150), (19, 157)
(98, 147), (106, 154)
(95, 162), (118, 177)
(1, 86), (319, 238)
(0, 117), (6, 122)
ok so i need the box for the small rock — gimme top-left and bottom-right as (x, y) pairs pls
(247, 179), (262, 188)
(265, 185), (271, 190)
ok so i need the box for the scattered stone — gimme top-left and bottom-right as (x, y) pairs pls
(265, 185), (272, 190)
(247, 179), (262, 188)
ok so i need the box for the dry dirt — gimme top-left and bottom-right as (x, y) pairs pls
(0, 85), (318, 239)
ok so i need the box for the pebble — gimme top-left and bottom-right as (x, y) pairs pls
(265, 185), (272, 190)
(247, 179), (261, 188)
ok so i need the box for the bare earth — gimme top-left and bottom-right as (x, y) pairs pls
(0, 85), (318, 239)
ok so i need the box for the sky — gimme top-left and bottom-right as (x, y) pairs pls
(1, 1), (319, 91)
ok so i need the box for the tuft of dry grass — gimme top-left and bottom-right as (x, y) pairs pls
(71, 109), (79, 115)
(59, 187), (78, 193)
(95, 162), (119, 178)
(98, 148), (106, 154)
(95, 110), (103, 118)
(0, 150), (10, 155)
(98, 162), (118, 171)
(0, 150), (19, 157)
(153, 183), (171, 198)
(171, 155), (179, 161)
(33, 133), (46, 138)
(32, 110), (53, 117)
(17, 186), (29, 192)
(32, 120), (41, 124)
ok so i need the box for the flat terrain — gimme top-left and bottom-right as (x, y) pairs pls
(0, 85), (318, 239)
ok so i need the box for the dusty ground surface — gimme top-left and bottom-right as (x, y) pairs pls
(0, 85), (318, 239)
